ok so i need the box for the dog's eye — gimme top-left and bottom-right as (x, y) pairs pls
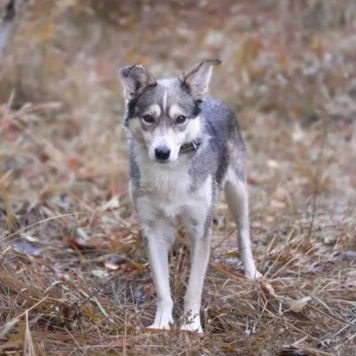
(142, 115), (154, 124)
(176, 115), (187, 125)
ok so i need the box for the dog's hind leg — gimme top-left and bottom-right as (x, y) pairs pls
(224, 172), (261, 279)
(143, 221), (175, 330)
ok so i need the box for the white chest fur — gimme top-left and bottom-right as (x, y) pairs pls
(132, 151), (212, 226)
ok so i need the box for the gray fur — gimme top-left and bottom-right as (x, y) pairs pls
(127, 136), (140, 186)
(124, 78), (200, 129)
(188, 99), (245, 190)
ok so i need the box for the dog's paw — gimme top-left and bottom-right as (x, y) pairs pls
(147, 303), (174, 331)
(245, 269), (262, 280)
(180, 310), (203, 333)
(147, 313), (174, 331)
(147, 322), (172, 331)
(180, 322), (203, 334)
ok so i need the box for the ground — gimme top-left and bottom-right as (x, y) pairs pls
(0, 1), (355, 355)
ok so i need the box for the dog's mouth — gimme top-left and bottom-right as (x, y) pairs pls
(155, 158), (170, 164)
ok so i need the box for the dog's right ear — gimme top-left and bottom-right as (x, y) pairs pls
(119, 64), (156, 100)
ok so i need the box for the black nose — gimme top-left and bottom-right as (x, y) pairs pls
(155, 147), (171, 161)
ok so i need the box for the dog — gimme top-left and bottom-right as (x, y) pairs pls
(118, 59), (260, 333)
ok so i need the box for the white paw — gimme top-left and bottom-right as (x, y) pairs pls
(245, 268), (262, 280)
(180, 313), (203, 334)
(146, 302), (174, 330)
(147, 322), (172, 330)
(147, 311), (173, 330)
(180, 322), (203, 334)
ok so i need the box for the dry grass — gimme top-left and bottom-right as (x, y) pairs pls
(0, 0), (355, 355)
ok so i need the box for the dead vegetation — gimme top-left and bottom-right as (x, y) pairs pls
(0, 0), (355, 355)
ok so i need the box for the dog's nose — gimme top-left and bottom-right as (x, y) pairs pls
(155, 146), (171, 161)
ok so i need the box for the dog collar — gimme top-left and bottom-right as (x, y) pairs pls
(179, 140), (201, 154)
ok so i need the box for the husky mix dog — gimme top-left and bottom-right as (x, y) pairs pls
(119, 59), (260, 333)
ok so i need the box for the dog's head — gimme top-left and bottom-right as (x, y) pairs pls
(119, 59), (221, 164)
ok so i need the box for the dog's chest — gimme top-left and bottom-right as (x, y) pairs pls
(136, 162), (212, 221)
(142, 164), (190, 212)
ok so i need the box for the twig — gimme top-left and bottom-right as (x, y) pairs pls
(4, 211), (91, 242)
(24, 309), (35, 356)
(320, 318), (356, 344)
(307, 113), (329, 239)
(210, 261), (245, 282)
(0, 296), (48, 339)
(212, 228), (236, 252)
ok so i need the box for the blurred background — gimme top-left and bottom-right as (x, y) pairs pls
(1, 0), (355, 213)
(0, 1), (355, 353)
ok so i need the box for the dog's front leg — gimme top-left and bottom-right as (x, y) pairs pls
(143, 222), (175, 330)
(181, 224), (212, 334)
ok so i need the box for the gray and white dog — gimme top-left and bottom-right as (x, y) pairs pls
(119, 59), (260, 333)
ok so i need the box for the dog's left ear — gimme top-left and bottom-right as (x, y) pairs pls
(180, 58), (221, 101)
(119, 64), (157, 100)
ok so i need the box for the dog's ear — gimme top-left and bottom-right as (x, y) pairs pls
(179, 58), (221, 101)
(119, 64), (156, 100)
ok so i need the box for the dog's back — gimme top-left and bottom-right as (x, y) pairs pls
(193, 99), (246, 188)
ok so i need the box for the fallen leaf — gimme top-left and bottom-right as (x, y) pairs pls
(104, 255), (126, 270)
(277, 346), (309, 356)
(68, 237), (96, 250)
(143, 283), (154, 295)
(307, 263), (324, 273)
(289, 296), (312, 313)
(134, 287), (149, 303)
(260, 280), (277, 298)
(116, 339), (133, 348)
(11, 240), (41, 257)
(67, 156), (79, 170)
(91, 269), (109, 278)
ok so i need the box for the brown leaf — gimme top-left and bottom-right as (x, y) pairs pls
(289, 296), (312, 313)
(104, 255), (126, 271)
(260, 280), (277, 298)
(278, 346), (309, 356)
(116, 339), (133, 348)
(67, 237), (96, 250)
(67, 156), (79, 170)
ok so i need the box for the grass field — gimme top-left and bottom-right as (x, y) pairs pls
(0, 1), (355, 355)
